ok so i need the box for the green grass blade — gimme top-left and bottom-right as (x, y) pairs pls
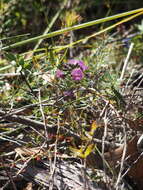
(53, 10), (143, 52)
(2, 8), (143, 51)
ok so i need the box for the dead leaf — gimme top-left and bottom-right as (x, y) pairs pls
(15, 147), (43, 160)
(70, 143), (95, 159)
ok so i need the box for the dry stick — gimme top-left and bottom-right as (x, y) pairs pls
(1, 101), (54, 117)
(69, 30), (74, 58)
(49, 117), (60, 190)
(120, 42), (134, 82)
(29, 125), (46, 140)
(15, 142), (47, 178)
(0, 135), (22, 145)
(115, 125), (127, 190)
(99, 100), (109, 119)
(0, 109), (46, 129)
(1, 88), (85, 118)
(0, 109), (81, 143)
(81, 159), (88, 190)
(0, 73), (21, 77)
(1, 92), (67, 117)
(0, 109), (115, 156)
(125, 68), (135, 90)
(38, 89), (49, 143)
(102, 110), (109, 185)
(0, 106), (120, 172)
(16, 156), (33, 176)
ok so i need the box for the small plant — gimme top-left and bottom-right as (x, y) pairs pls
(1, 3), (143, 189)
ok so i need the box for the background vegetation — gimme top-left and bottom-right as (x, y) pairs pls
(1, 1), (143, 190)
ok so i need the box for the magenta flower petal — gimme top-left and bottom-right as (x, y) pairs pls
(68, 59), (78, 65)
(71, 68), (84, 80)
(56, 69), (64, 78)
(68, 59), (88, 71)
(77, 60), (88, 71)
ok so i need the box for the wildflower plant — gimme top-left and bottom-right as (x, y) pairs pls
(55, 59), (88, 98)
(1, 5), (143, 189)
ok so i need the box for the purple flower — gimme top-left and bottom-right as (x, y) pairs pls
(71, 68), (84, 80)
(56, 69), (64, 78)
(63, 90), (74, 97)
(68, 59), (88, 71)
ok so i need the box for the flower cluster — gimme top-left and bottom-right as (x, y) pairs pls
(56, 59), (88, 81)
